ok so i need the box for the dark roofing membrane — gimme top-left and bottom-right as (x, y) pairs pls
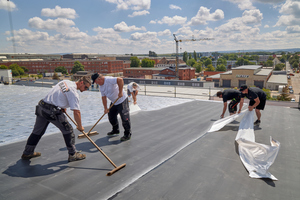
(0, 100), (299, 200)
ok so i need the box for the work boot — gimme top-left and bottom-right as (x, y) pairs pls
(120, 135), (131, 141)
(21, 152), (41, 160)
(254, 119), (261, 126)
(107, 130), (120, 136)
(68, 152), (86, 162)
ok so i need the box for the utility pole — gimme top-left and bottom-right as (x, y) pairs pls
(173, 34), (214, 79)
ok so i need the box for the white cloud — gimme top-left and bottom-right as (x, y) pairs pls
(28, 17), (76, 31)
(0, 0), (16, 11)
(279, 0), (300, 18)
(105, 0), (151, 10)
(114, 21), (146, 32)
(130, 31), (157, 41)
(158, 29), (171, 36)
(128, 10), (150, 17)
(169, 4), (182, 10)
(242, 9), (263, 24)
(254, 0), (286, 4)
(41, 5), (78, 19)
(93, 27), (116, 34)
(286, 25), (300, 33)
(264, 25), (270, 28)
(275, 14), (300, 26)
(215, 18), (248, 33)
(157, 15), (187, 26)
(6, 29), (50, 42)
(188, 6), (224, 26)
(275, 0), (300, 26)
(225, 0), (255, 10)
(149, 20), (156, 24)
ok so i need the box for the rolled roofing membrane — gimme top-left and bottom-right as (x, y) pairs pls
(208, 110), (280, 180)
(235, 110), (280, 180)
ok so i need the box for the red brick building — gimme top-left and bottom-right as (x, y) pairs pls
(0, 60), (130, 74)
(123, 68), (163, 78)
(124, 66), (195, 80)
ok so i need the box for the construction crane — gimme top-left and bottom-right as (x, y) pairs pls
(173, 34), (214, 78)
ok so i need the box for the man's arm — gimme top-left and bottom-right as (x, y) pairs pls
(116, 78), (124, 98)
(102, 96), (108, 113)
(73, 110), (84, 131)
(221, 101), (227, 118)
(238, 98), (244, 114)
(132, 92), (137, 104)
(249, 97), (260, 111)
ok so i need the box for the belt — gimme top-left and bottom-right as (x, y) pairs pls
(39, 100), (58, 110)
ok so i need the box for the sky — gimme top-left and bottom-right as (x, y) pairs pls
(0, 0), (300, 55)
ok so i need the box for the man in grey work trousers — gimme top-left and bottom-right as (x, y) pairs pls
(21, 76), (91, 162)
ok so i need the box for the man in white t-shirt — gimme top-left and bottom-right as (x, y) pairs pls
(21, 76), (91, 162)
(91, 73), (131, 141)
(127, 82), (140, 105)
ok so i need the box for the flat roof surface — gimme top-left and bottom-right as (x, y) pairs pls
(0, 100), (299, 200)
(255, 68), (273, 76)
(267, 74), (288, 84)
(234, 65), (262, 70)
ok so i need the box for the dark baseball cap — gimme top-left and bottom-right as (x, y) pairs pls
(91, 73), (99, 84)
(239, 84), (248, 91)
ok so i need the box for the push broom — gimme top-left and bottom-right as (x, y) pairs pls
(77, 97), (120, 139)
(64, 111), (126, 176)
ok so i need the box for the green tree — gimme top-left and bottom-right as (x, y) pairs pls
(0, 65), (8, 69)
(274, 63), (285, 71)
(9, 63), (25, 76)
(52, 72), (60, 80)
(187, 58), (196, 67)
(193, 50), (197, 61)
(277, 86), (291, 101)
(262, 88), (272, 100)
(216, 64), (226, 71)
(55, 66), (67, 74)
(292, 62), (299, 69)
(204, 58), (212, 67)
(71, 61), (85, 74)
(206, 64), (215, 71)
(21, 66), (29, 73)
(183, 51), (188, 63)
(217, 58), (227, 66)
(249, 55), (259, 62)
(141, 58), (155, 68)
(193, 61), (203, 73)
(130, 56), (140, 68)
(189, 53), (192, 60)
(265, 60), (273, 67)
(279, 54), (287, 63)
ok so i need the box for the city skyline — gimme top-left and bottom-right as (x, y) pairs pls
(0, 0), (300, 55)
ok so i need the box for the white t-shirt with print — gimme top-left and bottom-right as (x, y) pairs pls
(43, 80), (80, 110)
(99, 77), (127, 105)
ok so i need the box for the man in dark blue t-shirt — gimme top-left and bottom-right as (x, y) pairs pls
(217, 89), (243, 118)
(240, 84), (267, 125)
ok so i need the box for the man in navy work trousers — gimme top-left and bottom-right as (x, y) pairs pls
(240, 84), (267, 126)
(92, 73), (132, 141)
(217, 89), (243, 118)
(21, 76), (91, 162)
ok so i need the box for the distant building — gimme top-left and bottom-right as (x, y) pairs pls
(124, 65), (195, 80)
(219, 65), (273, 89)
(0, 59), (130, 75)
(156, 57), (185, 68)
(0, 53), (61, 61)
(0, 69), (13, 84)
